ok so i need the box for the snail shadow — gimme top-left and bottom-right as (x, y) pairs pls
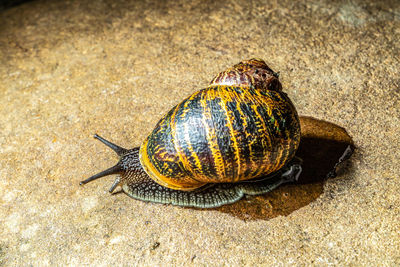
(210, 116), (355, 221)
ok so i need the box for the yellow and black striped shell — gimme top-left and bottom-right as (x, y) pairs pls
(139, 59), (301, 191)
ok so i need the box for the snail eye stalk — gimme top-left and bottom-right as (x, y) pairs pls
(93, 134), (128, 156)
(79, 164), (122, 186)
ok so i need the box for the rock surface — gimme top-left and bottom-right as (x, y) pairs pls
(0, 0), (399, 265)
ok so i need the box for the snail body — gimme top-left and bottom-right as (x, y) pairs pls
(81, 59), (302, 208)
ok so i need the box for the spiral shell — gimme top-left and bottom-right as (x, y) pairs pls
(139, 59), (300, 191)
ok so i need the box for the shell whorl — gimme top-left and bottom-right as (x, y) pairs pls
(209, 58), (282, 91)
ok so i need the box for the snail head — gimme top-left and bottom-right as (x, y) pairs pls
(209, 58), (282, 91)
(80, 134), (141, 193)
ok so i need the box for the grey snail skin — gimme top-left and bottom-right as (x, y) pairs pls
(80, 59), (302, 208)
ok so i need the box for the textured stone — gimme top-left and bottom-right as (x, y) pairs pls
(0, 0), (399, 265)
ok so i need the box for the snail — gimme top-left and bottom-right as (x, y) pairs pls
(80, 59), (302, 208)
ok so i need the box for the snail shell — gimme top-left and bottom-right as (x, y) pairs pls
(81, 59), (302, 208)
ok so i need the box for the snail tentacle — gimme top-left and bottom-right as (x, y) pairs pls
(108, 176), (121, 193)
(80, 164), (122, 185)
(93, 134), (128, 156)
